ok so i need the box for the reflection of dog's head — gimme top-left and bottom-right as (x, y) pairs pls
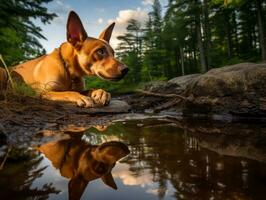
(66, 11), (129, 81)
(39, 139), (130, 200)
(78, 141), (130, 183)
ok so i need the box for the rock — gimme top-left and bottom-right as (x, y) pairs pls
(142, 81), (177, 93)
(168, 74), (200, 90)
(184, 63), (266, 116)
(142, 74), (200, 95)
(87, 100), (131, 114)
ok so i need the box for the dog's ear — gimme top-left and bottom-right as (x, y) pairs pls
(67, 11), (88, 48)
(38, 140), (67, 170)
(93, 141), (130, 164)
(99, 22), (115, 43)
(68, 174), (88, 200)
(101, 172), (117, 190)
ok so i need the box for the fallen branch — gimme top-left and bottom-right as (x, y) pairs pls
(136, 89), (186, 100)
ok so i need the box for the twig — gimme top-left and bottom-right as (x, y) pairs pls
(0, 146), (12, 170)
(135, 89), (186, 100)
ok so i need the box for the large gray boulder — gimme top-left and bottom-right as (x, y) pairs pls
(168, 74), (200, 90)
(142, 74), (200, 95)
(184, 63), (266, 116)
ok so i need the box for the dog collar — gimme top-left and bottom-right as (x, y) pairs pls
(59, 46), (71, 80)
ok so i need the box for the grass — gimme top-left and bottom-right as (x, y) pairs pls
(0, 55), (36, 98)
(11, 82), (36, 97)
(85, 76), (139, 95)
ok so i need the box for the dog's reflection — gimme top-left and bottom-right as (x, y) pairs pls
(39, 137), (130, 200)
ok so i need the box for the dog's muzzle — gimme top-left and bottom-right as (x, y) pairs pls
(97, 65), (129, 81)
(119, 65), (129, 77)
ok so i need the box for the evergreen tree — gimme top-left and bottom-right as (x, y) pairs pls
(117, 19), (143, 83)
(113, 0), (266, 89)
(0, 0), (56, 65)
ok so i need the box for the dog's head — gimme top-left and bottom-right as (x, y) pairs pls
(39, 139), (130, 200)
(70, 141), (130, 200)
(66, 11), (128, 81)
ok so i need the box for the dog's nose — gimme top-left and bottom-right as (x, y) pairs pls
(120, 66), (129, 76)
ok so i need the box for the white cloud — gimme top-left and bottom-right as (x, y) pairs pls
(113, 163), (154, 187)
(108, 7), (148, 48)
(97, 18), (104, 25)
(142, 0), (155, 5)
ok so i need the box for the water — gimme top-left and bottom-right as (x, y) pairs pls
(0, 118), (266, 200)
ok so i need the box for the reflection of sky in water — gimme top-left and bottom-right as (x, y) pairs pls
(30, 157), (68, 200)
(30, 156), (176, 200)
(2, 119), (266, 200)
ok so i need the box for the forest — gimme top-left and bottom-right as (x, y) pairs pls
(88, 0), (266, 92)
(0, 0), (266, 92)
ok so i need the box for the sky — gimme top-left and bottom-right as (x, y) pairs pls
(36, 0), (168, 53)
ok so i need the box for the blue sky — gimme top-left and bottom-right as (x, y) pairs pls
(37, 0), (168, 52)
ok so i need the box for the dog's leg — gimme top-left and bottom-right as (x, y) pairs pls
(41, 91), (94, 107)
(81, 89), (111, 106)
(71, 78), (111, 106)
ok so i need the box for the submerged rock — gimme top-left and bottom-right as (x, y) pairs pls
(184, 63), (266, 117)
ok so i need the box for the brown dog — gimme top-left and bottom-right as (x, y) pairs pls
(39, 137), (130, 200)
(3, 11), (128, 107)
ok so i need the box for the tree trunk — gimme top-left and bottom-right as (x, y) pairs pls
(232, 10), (239, 55)
(203, 0), (211, 69)
(256, 0), (266, 61)
(224, 9), (233, 59)
(179, 46), (185, 75)
(195, 0), (207, 73)
(190, 24), (198, 71)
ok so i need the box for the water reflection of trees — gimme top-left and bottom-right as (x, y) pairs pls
(0, 148), (59, 199)
(86, 120), (266, 200)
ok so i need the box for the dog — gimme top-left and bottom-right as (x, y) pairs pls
(1, 11), (128, 107)
(39, 137), (130, 200)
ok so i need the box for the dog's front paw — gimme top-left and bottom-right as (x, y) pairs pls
(91, 89), (111, 106)
(68, 92), (95, 108)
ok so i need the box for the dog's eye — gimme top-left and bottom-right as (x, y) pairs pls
(97, 49), (105, 56)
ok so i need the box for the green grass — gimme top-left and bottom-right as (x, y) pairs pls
(12, 82), (36, 97)
(85, 76), (139, 94)
(0, 54), (36, 98)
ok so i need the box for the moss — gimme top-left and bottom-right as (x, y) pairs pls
(13, 82), (36, 97)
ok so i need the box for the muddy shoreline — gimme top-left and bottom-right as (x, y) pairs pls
(2, 62), (266, 147)
(1, 92), (266, 147)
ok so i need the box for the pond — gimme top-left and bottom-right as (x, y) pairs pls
(0, 117), (266, 200)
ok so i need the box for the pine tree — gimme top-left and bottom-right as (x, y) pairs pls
(117, 19), (143, 83)
(0, 0), (56, 65)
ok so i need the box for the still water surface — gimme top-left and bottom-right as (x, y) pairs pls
(1, 118), (266, 200)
